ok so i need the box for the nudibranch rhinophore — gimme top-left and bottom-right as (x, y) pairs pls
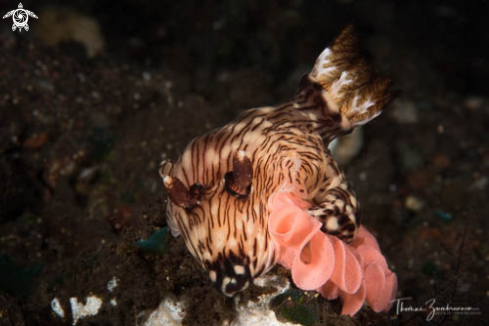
(159, 25), (395, 296)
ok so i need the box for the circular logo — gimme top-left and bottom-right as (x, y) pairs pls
(13, 10), (28, 28)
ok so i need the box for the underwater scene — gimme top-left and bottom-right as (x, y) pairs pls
(0, 1), (487, 325)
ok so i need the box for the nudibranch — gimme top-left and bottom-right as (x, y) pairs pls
(159, 25), (395, 296)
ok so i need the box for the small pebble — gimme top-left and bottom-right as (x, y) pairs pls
(358, 172), (367, 181)
(399, 146), (423, 171)
(23, 132), (48, 149)
(51, 298), (65, 318)
(405, 196), (424, 212)
(107, 277), (118, 292)
(408, 169), (436, 190)
(390, 99), (418, 124)
(432, 154), (451, 169)
(470, 176), (487, 191)
(142, 72), (151, 81)
(464, 96), (484, 110)
(70, 296), (103, 325)
(436, 210), (453, 222)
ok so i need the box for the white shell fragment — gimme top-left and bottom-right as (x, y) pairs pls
(144, 297), (186, 326)
(231, 274), (300, 326)
(107, 276), (118, 292)
(52, 277), (116, 324)
(70, 296), (103, 325)
(50, 298), (65, 318)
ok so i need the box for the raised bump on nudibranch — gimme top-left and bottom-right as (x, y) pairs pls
(209, 270), (217, 282)
(224, 150), (253, 197)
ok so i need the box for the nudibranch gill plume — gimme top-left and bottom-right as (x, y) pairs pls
(159, 26), (395, 296)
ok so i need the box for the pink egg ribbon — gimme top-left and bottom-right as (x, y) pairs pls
(268, 192), (397, 316)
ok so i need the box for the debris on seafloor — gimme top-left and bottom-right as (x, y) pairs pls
(431, 154), (451, 169)
(141, 274), (299, 326)
(436, 210), (453, 223)
(230, 274), (300, 326)
(50, 276), (119, 324)
(408, 168), (436, 190)
(50, 298), (65, 319)
(69, 296), (103, 325)
(405, 195), (425, 212)
(136, 227), (169, 255)
(398, 144), (423, 172)
(143, 297), (186, 326)
(389, 99), (419, 124)
(470, 175), (487, 191)
(107, 205), (133, 231)
(107, 276), (118, 292)
(464, 96), (485, 110)
(36, 7), (105, 58)
(22, 131), (48, 149)
(49, 296), (103, 325)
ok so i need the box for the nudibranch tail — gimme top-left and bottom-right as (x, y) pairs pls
(309, 24), (395, 129)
